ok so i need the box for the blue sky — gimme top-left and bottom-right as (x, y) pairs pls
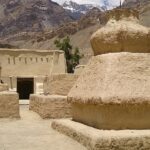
(52, 0), (124, 6)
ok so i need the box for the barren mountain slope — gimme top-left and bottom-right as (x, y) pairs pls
(140, 3), (150, 27)
(0, 0), (73, 37)
(9, 24), (100, 64)
(0, 7), (102, 64)
(123, 0), (150, 27)
(1, 0), (150, 65)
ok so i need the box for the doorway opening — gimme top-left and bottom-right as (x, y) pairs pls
(17, 78), (34, 99)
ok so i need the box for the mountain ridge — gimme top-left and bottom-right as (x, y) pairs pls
(122, 0), (150, 27)
(0, 0), (150, 65)
(0, 0), (74, 37)
(62, 0), (103, 19)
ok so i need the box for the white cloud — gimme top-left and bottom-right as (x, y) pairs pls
(52, 0), (124, 6)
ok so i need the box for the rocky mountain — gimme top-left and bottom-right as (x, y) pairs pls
(0, 7), (104, 64)
(0, 0), (73, 38)
(122, 0), (150, 27)
(2, 0), (148, 65)
(0, 0), (126, 65)
(122, 0), (148, 8)
(62, 0), (103, 19)
(41, 7), (103, 39)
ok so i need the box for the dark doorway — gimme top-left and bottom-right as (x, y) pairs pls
(17, 78), (34, 99)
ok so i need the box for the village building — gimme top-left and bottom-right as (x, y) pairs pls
(0, 48), (66, 99)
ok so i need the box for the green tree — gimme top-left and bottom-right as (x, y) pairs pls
(54, 36), (82, 73)
(72, 47), (81, 69)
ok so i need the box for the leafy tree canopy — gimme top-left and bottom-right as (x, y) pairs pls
(54, 36), (82, 73)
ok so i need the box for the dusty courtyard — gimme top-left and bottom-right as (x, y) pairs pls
(0, 105), (86, 150)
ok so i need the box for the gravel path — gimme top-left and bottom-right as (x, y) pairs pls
(0, 105), (86, 150)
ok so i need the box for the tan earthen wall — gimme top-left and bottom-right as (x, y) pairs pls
(29, 94), (71, 119)
(0, 49), (66, 77)
(0, 84), (8, 92)
(52, 119), (150, 150)
(0, 92), (19, 118)
(72, 103), (150, 130)
(44, 74), (79, 96)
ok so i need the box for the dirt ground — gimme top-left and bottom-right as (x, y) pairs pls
(0, 105), (86, 150)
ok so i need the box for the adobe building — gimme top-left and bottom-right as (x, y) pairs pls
(0, 48), (66, 99)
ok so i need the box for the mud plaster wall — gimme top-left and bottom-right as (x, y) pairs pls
(43, 74), (79, 96)
(0, 84), (8, 92)
(0, 49), (66, 77)
(72, 103), (150, 130)
(0, 92), (19, 118)
(30, 94), (71, 119)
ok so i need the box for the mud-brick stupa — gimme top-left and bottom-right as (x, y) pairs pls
(52, 8), (150, 150)
(68, 9), (150, 130)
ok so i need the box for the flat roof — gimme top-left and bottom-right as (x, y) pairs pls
(0, 48), (64, 53)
